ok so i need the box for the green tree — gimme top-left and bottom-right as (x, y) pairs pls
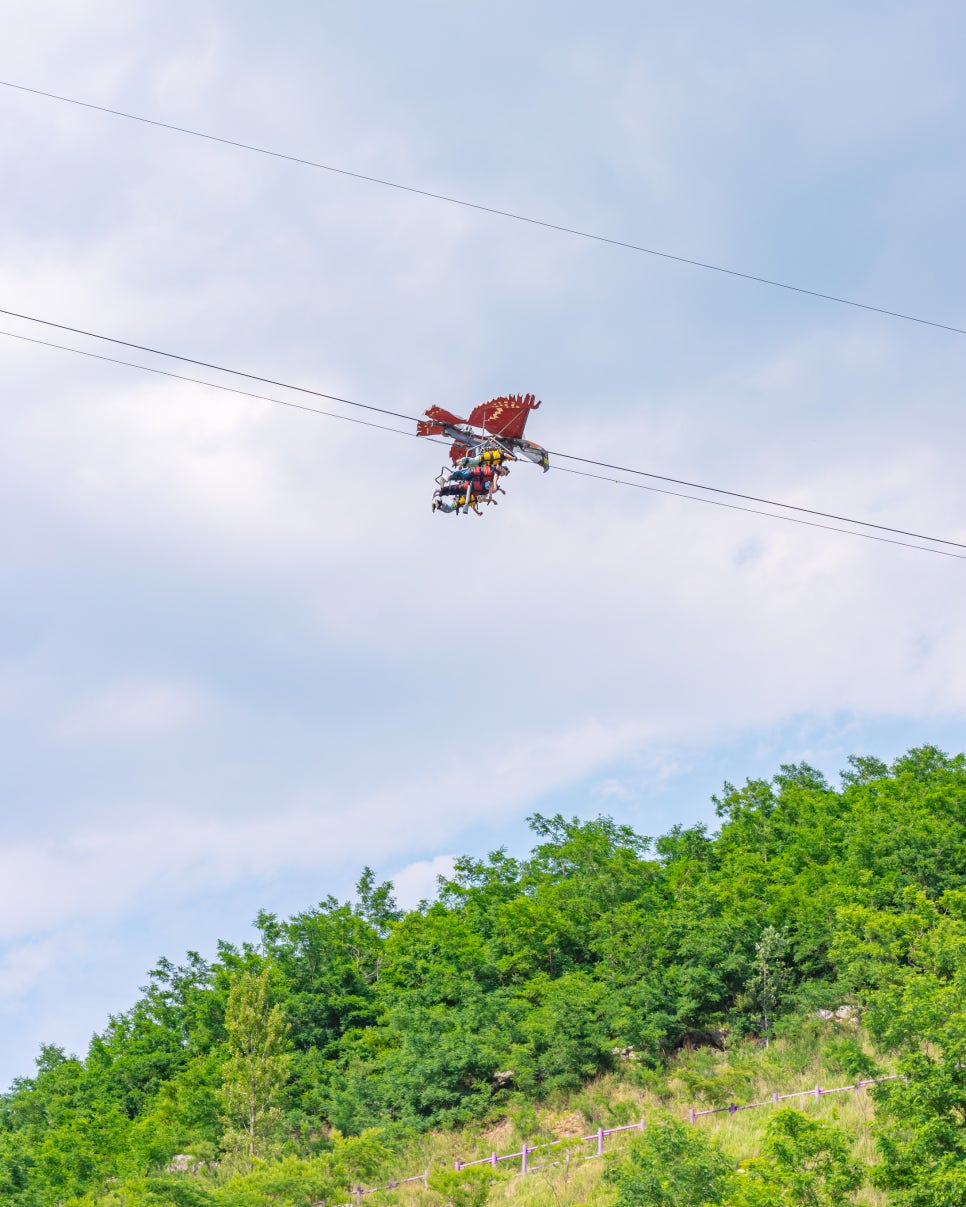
(355, 867), (402, 933)
(732, 1108), (862, 1206)
(6, 745), (966, 1203)
(605, 1115), (732, 1206)
(218, 967), (292, 1165)
(834, 887), (966, 1205)
(752, 925), (788, 1042)
(428, 1165), (498, 1207)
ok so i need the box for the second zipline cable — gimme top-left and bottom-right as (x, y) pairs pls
(2, 78), (966, 339)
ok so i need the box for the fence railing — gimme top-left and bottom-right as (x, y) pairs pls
(687, 1072), (904, 1122)
(322, 1071), (904, 1207)
(327, 1122), (648, 1207)
(453, 1119), (647, 1175)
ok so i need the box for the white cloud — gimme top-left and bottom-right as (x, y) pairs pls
(3, 0), (966, 1089)
(391, 855), (457, 910)
(592, 778), (637, 803)
(0, 938), (61, 1004)
(58, 678), (208, 741)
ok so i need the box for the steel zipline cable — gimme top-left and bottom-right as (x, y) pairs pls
(0, 327), (421, 440)
(0, 310), (964, 561)
(545, 449), (966, 548)
(3, 78), (966, 340)
(551, 464), (966, 561)
(0, 305), (414, 425)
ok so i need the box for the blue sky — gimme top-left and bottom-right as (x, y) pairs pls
(1, 1), (966, 1090)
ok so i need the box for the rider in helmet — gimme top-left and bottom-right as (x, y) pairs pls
(433, 491), (483, 516)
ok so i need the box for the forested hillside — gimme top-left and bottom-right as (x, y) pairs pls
(3, 747), (966, 1206)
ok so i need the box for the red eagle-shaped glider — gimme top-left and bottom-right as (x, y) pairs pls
(418, 394), (549, 515)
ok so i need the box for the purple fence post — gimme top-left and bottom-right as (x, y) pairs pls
(814, 1085), (821, 1100)
(597, 1126), (604, 1156)
(638, 1118), (645, 1131)
(728, 1103), (737, 1117)
(454, 1159), (462, 1172)
(688, 1107), (695, 1124)
(423, 1170), (429, 1185)
(491, 1152), (498, 1168)
(521, 1143), (529, 1175)
(773, 1092), (779, 1106)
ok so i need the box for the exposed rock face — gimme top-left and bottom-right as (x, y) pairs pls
(165, 1154), (207, 1174)
(815, 1005), (859, 1022)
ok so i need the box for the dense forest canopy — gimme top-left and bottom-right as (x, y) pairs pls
(2, 746), (966, 1206)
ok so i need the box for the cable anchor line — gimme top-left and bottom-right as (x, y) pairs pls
(2, 78), (966, 339)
